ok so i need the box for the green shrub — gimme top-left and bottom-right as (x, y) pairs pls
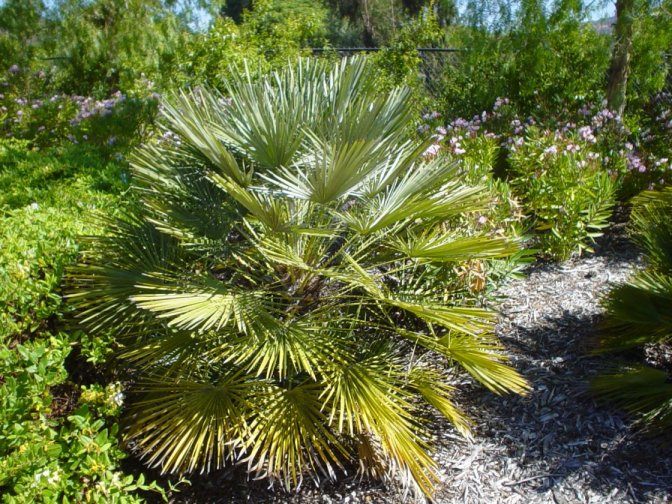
(172, 0), (330, 91)
(0, 141), (128, 339)
(0, 66), (159, 151)
(67, 57), (529, 497)
(0, 137), (163, 501)
(593, 187), (672, 432)
(507, 126), (616, 260)
(0, 336), (164, 503)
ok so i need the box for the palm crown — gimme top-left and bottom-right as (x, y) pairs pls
(68, 57), (528, 496)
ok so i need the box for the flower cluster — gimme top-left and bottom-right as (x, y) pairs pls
(1, 65), (160, 152)
(417, 93), (672, 206)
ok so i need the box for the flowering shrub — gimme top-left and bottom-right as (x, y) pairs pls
(507, 126), (616, 260)
(0, 65), (159, 152)
(416, 94), (667, 260)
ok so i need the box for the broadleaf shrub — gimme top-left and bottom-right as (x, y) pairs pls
(0, 138), (164, 502)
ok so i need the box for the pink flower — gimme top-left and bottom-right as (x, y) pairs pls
(423, 143), (441, 158)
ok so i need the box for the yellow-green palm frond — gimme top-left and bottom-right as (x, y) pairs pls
(408, 366), (473, 437)
(321, 352), (438, 496)
(245, 382), (348, 488)
(125, 370), (255, 474)
(594, 187), (672, 432)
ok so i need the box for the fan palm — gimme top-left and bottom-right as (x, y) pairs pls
(594, 187), (672, 432)
(67, 57), (529, 496)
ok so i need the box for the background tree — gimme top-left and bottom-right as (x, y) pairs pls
(0, 0), (47, 70)
(606, 0), (635, 115)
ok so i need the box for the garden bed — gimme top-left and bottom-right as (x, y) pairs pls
(154, 225), (672, 504)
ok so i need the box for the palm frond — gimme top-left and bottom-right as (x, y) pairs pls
(408, 367), (473, 437)
(161, 89), (251, 185)
(597, 270), (672, 351)
(321, 355), (438, 496)
(125, 370), (255, 474)
(245, 382), (348, 487)
(592, 366), (672, 432)
(398, 232), (520, 262)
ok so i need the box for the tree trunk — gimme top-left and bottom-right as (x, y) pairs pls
(606, 0), (635, 116)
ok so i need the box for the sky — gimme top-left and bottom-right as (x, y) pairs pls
(4, 0), (618, 29)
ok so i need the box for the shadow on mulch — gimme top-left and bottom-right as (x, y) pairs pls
(464, 309), (672, 503)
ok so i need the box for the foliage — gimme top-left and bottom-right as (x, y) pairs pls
(0, 337), (165, 503)
(436, 2), (611, 120)
(593, 187), (672, 432)
(0, 0), (47, 72)
(370, 7), (442, 94)
(172, 0), (330, 90)
(44, 0), (184, 96)
(1, 66), (159, 151)
(507, 126), (616, 261)
(626, 1), (672, 111)
(67, 57), (529, 496)
(0, 138), (165, 502)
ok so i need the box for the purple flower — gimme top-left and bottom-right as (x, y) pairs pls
(8, 64), (19, 75)
(626, 153), (646, 173)
(578, 126), (596, 143)
(544, 145), (558, 156)
(493, 97), (509, 110)
(565, 143), (580, 154)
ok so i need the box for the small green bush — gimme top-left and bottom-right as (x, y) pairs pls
(0, 138), (163, 502)
(0, 336), (164, 503)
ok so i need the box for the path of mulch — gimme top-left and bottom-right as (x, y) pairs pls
(149, 227), (672, 504)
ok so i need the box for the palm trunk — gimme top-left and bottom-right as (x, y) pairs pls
(606, 0), (635, 116)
